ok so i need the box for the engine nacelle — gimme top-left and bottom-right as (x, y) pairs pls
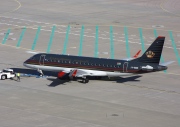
(141, 65), (153, 71)
(57, 71), (70, 79)
(58, 71), (66, 78)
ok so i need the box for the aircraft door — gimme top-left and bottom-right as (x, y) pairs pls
(123, 62), (128, 72)
(39, 55), (46, 65)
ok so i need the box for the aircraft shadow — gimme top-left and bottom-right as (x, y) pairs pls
(115, 75), (142, 83)
(11, 68), (58, 77)
(47, 78), (70, 87)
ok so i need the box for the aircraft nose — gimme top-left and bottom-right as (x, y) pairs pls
(23, 59), (29, 67)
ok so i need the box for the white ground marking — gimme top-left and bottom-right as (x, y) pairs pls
(0, 33), (13, 35)
(31, 27), (38, 30)
(104, 31), (109, 33)
(131, 35), (136, 36)
(69, 33), (80, 36)
(102, 52), (108, 54)
(59, 25), (66, 27)
(84, 35), (95, 38)
(0, 22), (13, 26)
(41, 29), (51, 32)
(2, 16), (56, 26)
(8, 38), (16, 40)
(149, 37), (155, 39)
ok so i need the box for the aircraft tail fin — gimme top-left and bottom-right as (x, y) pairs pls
(138, 36), (165, 64)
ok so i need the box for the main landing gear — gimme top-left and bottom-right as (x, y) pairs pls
(82, 78), (89, 83)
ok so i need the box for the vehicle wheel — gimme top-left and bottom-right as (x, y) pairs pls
(1, 75), (6, 80)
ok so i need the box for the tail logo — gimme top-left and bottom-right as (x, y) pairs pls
(146, 51), (155, 58)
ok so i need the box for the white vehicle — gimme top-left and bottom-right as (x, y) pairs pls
(0, 69), (15, 80)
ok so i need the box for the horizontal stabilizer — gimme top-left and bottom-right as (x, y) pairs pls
(160, 61), (175, 66)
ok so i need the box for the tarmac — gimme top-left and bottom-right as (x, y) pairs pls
(0, 0), (180, 127)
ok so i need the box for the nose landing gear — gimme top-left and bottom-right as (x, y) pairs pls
(37, 69), (44, 76)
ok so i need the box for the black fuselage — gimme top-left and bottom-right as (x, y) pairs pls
(24, 53), (167, 74)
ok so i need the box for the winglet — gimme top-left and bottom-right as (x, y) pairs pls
(133, 50), (141, 58)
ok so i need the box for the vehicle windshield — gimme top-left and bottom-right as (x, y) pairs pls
(3, 70), (12, 73)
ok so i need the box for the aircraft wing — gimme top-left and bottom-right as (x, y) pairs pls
(122, 50), (141, 61)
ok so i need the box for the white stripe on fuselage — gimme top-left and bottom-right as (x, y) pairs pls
(23, 63), (135, 77)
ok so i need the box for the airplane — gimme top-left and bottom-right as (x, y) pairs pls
(23, 36), (173, 83)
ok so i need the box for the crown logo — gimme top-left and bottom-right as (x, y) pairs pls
(146, 51), (155, 58)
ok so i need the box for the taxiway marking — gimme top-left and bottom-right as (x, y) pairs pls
(62, 25), (70, 54)
(94, 26), (99, 57)
(169, 31), (180, 66)
(32, 26), (41, 50)
(16, 27), (26, 47)
(124, 27), (131, 58)
(47, 26), (56, 53)
(2, 29), (11, 44)
(110, 26), (115, 59)
(78, 25), (84, 56)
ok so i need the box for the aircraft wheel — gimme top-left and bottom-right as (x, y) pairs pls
(82, 78), (89, 83)
(82, 79), (86, 83)
(85, 79), (89, 83)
